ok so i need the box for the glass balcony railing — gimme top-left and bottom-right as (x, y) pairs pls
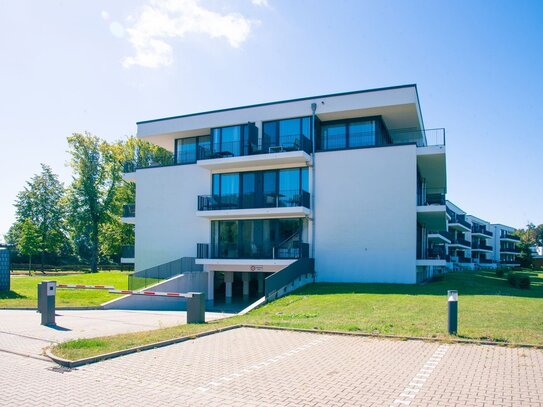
(197, 190), (310, 211)
(471, 225), (493, 238)
(196, 241), (309, 260)
(390, 128), (445, 147)
(501, 233), (520, 241)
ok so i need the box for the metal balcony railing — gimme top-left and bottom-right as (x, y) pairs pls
(501, 233), (520, 241)
(122, 204), (135, 218)
(471, 225), (493, 237)
(472, 242), (493, 251)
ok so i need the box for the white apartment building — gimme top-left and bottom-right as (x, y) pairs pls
(441, 201), (520, 270)
(121, 85), (447, 303)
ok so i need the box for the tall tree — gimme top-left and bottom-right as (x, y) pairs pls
(67, 133), (122, 272)
(17, 219), (42, 274)
(14, 164), (66, 272)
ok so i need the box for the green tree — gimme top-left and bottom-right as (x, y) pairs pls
(67, 133), (122, 273)
(17, 219), (42, 274)
(97, 136), (171, 262)
(13, 164), (66, 272)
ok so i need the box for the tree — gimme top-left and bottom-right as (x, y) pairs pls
(13, 164), (66, 272)
(96, 136), (171, 263)
(67, 133), (122, 273)
(17, 219), (42, 274)
(516, 223), (543, 268)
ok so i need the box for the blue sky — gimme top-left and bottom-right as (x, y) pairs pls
(1, 0), (542, 238)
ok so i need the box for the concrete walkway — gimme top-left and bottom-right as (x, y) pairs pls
(0, 309), (233, 359)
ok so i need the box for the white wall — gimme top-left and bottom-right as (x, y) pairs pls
(314, 144), (418, 283)
(135, 164), (210, 271)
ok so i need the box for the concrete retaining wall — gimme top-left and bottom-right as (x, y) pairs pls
(103, 272), (208, 311)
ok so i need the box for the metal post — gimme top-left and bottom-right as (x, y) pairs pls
(38, 281), (56, 326)
(186, 292), (205, 324)
(447, 290), (458, 335)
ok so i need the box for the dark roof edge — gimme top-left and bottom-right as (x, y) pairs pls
(136, 84), (418, 125)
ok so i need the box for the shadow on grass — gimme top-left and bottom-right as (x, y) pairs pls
(292, 270), (543, 299)
(0, 290), (27, 300)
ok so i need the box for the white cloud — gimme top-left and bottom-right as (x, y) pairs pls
(122, 0), (257, 69)
(251, 0), (270, 7)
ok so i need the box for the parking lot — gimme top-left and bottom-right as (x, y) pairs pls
(1, 325), (542, 406)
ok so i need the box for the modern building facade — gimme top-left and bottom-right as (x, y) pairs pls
(441, 201), (520, 270)
(122, 84), (448, 302)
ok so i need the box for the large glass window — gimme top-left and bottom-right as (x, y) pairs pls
(262, 116), (311, 152)
(211, 218), (305, 259)
(209, 167), (309, 210)
(349, 121), (376, 147)
(176, 137), (196, 163)
(279, 168), (300, 207)
(321, 124), (347, 150)
(319, 118), (389, 151)
(175, 135), (210, 164)
(220, 173), (239, 209)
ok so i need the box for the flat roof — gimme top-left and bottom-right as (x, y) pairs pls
(137, 84), (418, 125)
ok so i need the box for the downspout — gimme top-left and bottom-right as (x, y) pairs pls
(310, 103), (317, 259)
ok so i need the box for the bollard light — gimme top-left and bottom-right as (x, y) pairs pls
(447, 290), (458, 335)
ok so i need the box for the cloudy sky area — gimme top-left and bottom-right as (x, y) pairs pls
(0, 0), (542, 237)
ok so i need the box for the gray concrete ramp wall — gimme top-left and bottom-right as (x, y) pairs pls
(103, 272), (208, 311)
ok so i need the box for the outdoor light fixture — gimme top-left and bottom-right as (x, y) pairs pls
(447, 290), (458, 335)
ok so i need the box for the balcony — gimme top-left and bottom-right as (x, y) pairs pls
(428, 231), (452, 244)
(197, 190), (311, 220)
(471, 242), (493, 252)
(197, 135), (313, 171)
(196, 241), (310, 261)
(120, 245), (135, 264)
(122, 162), (137, 182)
(501, 233), (520, 242)
(391, 128), (445, 147)
(449, 237), (471, 249)
(446, 208), (471, 232)
(417, 190), (447, 230)
(121, 204), (135, 224)
(500, 246), (520, 254)
(471, 225), (493, 238)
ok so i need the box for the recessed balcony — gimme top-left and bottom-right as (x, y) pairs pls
(196, 136), (313, 171)
(120, 245), (135, 264)
(196, 191), (311, 220)
(121, 204), (135, 224)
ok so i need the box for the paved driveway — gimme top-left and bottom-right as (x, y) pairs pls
(1, 326), (542, 406)
(0, 309), (232, 359)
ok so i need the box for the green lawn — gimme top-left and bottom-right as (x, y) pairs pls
(52, 270), (543, 360)
(0, 272), (129, 308)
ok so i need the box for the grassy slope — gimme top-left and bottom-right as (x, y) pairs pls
(0, 272), (128, 308)
(53, 270), (543, 360)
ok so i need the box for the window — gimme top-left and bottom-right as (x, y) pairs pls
(175, 135), (210, 164)
(349, 121), (376, 147)
(210, 167), (310, 210)
(262, 117), (311, 152)
(176, 137), (196, 163)
(211, 218), (305, 259)
(321, 123), (346, 150)
(318, 117), (390, 151)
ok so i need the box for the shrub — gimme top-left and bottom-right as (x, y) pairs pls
(507, 273), (531, 289)
(495, 269), (505, 277)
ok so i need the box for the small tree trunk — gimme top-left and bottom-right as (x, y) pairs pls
(90, 222), (99, 273)
(40, 251), (46, 275)
(28, 255), (32, 276)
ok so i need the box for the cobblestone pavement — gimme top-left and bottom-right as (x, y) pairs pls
(1, 327), (542, 406)
(0, 309), (232, 358)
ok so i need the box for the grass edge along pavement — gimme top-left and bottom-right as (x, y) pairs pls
(0, 271), (129, 308)
(51, 270), (543, 361)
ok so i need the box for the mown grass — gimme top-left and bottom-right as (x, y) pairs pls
(0, 272), (129, 308)
(52, 270), (543, 360)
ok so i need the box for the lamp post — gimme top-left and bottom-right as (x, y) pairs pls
(447, 290), (458, 335)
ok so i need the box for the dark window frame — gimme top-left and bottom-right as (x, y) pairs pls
(317, 115), (391, 152)
(174, 134), (210, 164)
